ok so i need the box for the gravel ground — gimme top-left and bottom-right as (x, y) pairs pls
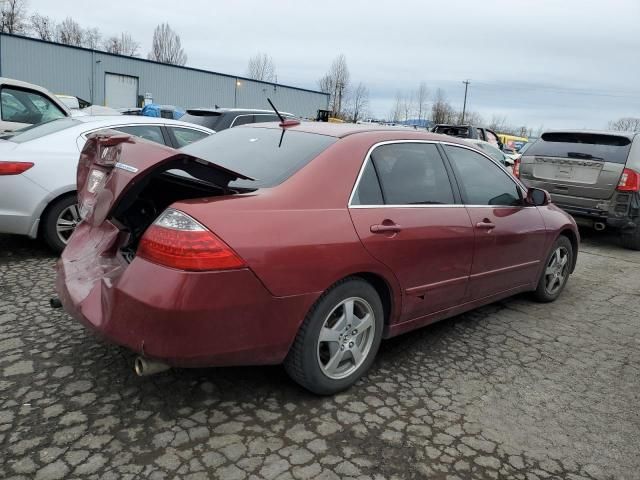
(1, 231), (639, 480)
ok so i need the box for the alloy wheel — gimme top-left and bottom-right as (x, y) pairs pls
(316, 297), (376, 380)
(544, 246), (569, 295)
(56, 203), (81, 245)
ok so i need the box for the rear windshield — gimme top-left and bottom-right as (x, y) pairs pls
(526, 132), (632, 164)
(2, 118), (80, 143)
(180, 126), (337, 188)
(433, 125), (470, 137)
(181, 111), (223, 130)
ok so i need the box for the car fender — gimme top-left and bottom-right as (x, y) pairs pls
(28, 184), (77, 238)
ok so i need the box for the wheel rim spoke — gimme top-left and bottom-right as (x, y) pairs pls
(319, 327), (341, 343)
(56, 219), (75, 231)
(351, 343), (363, 365)
(324, 348), (345, 376)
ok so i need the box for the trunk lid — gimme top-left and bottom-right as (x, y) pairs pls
(77, 132), (253, 227)
(520, 132), (631, 200)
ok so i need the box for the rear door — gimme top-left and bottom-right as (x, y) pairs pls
(443, 144), (546, 299)
(520, 132), (632, 200)
(349, 141), (474, 322)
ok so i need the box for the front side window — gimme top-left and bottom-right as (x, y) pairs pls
(444, 145), (521, 206)
(356, 143), (455, 205)
(114, 125), (166, 145)
(1, 87), (66, 124)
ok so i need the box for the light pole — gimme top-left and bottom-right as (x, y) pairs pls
(461, 79), (470, 124)
(234, 79), (241, 107)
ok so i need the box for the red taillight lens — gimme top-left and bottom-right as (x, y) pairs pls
(137, 209), (246, 271)
(0, 161), (34, 175)
(513, 158), (521, 178)
(617, 168), (640, 192)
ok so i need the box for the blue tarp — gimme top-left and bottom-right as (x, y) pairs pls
(141, 104), (185, 120)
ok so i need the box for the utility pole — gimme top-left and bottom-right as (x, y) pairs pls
(461, 80), (470, 124)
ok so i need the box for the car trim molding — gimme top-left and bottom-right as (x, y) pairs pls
(405, 275), (469, 296)
(469, 260), (540, 280)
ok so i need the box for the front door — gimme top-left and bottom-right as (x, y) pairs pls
(443, 144), (547, 299)
(349, 141), (475, 322)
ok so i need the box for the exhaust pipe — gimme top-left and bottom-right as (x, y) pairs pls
(594, 222), (606, 231)
(134, 356), (170, 376)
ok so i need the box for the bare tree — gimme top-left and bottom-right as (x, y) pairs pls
(246, 53), (276, 82)
(346, 82), (369, 123)
(456, 110), (483, 126)
(148, 23), (187, 65)
(488, 114), (508, 132)
(83, 27), (101, 49)
(415, 82), (429, 124)
(390, 91), (404, 123)
(318, 54), (350, 118)
(608, 117), (640, 132)
(29, 12), (55, 40)
(0, 0), (28, 34)
(56, 17), (83, 46)
(103, 32), (139, 56)
(431, 88), (455, 124)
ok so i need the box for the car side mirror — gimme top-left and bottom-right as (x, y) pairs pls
(527, 187), (550, 206)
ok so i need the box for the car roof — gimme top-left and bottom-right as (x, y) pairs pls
(251, 121), (470, 142)
(73, 115), (214, 131)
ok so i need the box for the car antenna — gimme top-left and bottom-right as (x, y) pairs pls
(267, 98), (285, 123)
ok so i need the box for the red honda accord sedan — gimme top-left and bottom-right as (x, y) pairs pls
(56, 121), (579, 394)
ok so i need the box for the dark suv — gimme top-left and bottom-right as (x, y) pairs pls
(520, 130), (640, 249)
(432, 124), (503, 149)
(180, 108), (296, 132)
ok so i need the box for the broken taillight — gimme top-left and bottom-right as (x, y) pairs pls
(0, 161), (34, 175)
(137, 209), (246, 271)
(617, 168), (640, 192)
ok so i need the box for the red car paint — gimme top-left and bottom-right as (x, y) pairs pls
(56, 123), (579, 367)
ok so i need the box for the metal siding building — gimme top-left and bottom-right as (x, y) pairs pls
(0, 33), (328, 118)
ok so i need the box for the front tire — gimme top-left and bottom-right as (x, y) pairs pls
(42, 194), (79, 254)
(284, 278), (384, 395)
(532, 236), (573, 303)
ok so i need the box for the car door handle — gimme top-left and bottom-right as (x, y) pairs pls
(476, 220), (496, 229)
(370, 223), (402, 233)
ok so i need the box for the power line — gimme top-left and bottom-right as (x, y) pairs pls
(472, 81), (640, 100)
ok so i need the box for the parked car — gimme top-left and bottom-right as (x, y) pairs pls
(180, 108), (297, 131)
(1, 77), (71, 131)
(467, 139), (515, 174)
(56, 122), (579, 394)
(432, 123), (503, 149)
(0, 116), (213, 252)
(56, 94), (91, 111)
(520, 130), (640, 249)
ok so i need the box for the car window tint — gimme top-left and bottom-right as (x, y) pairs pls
(171, 127), (210, 147)
(526, 132), (632, 164)
(181, 112), (223, 130)
(370, 143), (454, 205)
(445, 145), (521, 206)
(253, 114), (279, 124)
(351, 161), (383, 205)
(232, 115), (255, 127)
(1, 87), (66, 124)
(115, 125), (166, 145)
(475, 142), (505, 163)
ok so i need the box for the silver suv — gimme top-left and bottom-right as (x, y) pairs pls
(520, 130), (640, 250)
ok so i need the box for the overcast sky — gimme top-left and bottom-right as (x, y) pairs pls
(27, 0), (640, 129)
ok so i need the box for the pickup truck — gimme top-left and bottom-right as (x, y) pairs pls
(0, 77), (71, 131)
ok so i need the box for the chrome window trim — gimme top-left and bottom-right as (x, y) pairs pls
(348, 139), (456, 208)
(80, 123), (211, 141)
(229, 114), (254, 128)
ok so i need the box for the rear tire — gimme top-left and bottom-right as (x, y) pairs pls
(620, 225), (640, 251)
(42, 194), (79, 254)
(284, 277), (384, 395)
(532, 235), (573, 303)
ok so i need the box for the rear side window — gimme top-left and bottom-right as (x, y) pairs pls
(115, 125), (166, 145)
(231, 115), (254, 127)
(364, 143), (455, 205)
(180, 127), (337, 188)
(527, 132), (632, 164)
(170, 127), (210, 147)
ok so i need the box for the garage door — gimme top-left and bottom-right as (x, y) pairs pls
(104, 73), (138, 108)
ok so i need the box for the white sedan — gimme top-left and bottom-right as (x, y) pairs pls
(0, 115), (213, 252)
